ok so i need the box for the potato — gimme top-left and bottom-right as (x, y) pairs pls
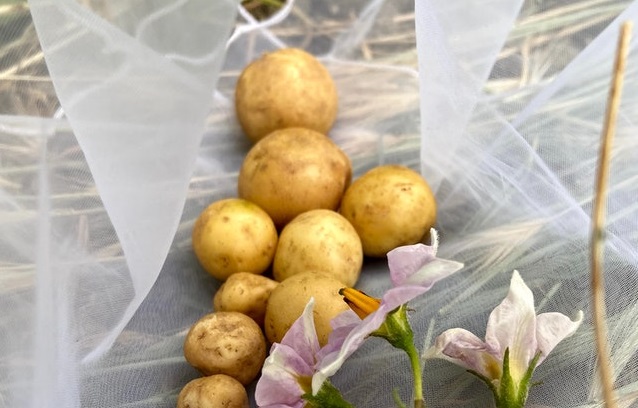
(238, 128), (352, 228)
(265, 272), (350, 346)
(339, 165), (436, 257)
(192, 198), (278, 281)
(183, 312), (266, 385)
(177, 374), (248, 408)
(273, 209), (362, 286)
(235, 48), (338, 143)
(213, 272), (278, 326)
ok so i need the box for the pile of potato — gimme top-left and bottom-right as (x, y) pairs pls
(178, 48), (437, 407)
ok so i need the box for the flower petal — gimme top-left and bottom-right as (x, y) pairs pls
(535, 310), (584, 365)
(485, 271), (538, 381)
(281, 298), (321, 368)
(387, 230), (463, 287)
(256, 298), (321, 407)
(387, 230), (438, 286)
(331, 309), (362, 331)
(316, 310), (360, 362)
(255, 343), (309, 407)
(424, 328), (502, 380)
(312, 304), (393, 393)
(400, 258), (465, 288)
(382, 285), (429, 310)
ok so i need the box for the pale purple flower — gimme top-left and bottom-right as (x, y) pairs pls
(255, 298), (323, 408)
(312, 229), (464, 393)
(256, 229), (463, 405)
(425, 270), (584, 389)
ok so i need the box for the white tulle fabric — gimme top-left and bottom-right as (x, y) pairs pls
(1, 0), (638, 407)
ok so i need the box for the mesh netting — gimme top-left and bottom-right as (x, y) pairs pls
(1, 0), (637, 407)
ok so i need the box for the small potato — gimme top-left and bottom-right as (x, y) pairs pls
(192, 198), (278, 281)
(273, 209), (362, 287)
(213, 272), (278, 326)
(177, 374), (248, 408)
(238, 128), (352, 228)
(235, 48), (338, 143)
(339, 165), (436, 257)
(183, 312), (266, 385)
(265, 272), (350, 346)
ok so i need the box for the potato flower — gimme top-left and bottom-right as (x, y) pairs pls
(424, 270), (584, 408)
(315, 229), (464, 406)
(256, 229), (463, 407)
(255, 298), (354, 408)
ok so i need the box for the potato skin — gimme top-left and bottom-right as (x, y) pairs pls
(265, 272), (350, 346)
(339, 165), (436, 257)
(273, 209), (362, 287)
(213, 272), (278, 326)
(238, 128), (352, 228)
(183, 312), (267, 385)
(192, 198), (278, 281)
(235, 48), (338, 143)
(177, 375), (248, 408)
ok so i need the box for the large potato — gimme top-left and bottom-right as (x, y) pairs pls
(177, 375), (248, 408)
(235, 48), (338, 143)
(238, 128), (352, 228)
(273, 209), (362, 286)
(339, 165), (436, 257)
(192, 198), (278, 281)
(213, 272), (278, 326)
(264, 272), (350, 346)
(183, 312), (266, 385)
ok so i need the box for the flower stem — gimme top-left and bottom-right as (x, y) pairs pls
(392, 388), (408, 408)
(405, 342), (424, 408)
(373, 305), (426, 408)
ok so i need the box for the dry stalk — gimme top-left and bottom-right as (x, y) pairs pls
(591, 21), (632, 408)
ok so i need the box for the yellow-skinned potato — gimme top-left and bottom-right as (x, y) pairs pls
(273, 209), (362, 286)
(264, 272), (350, 346)
(183, 312), (266, 385)
(192, 198), (278, 281)
(177, 375), (248, 408)
(213, 272), (278, 326)
(339, 165), (436, 257)
(235, 48), (338, 143)
(238, 128), (352, 228)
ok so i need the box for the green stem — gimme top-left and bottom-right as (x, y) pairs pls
(405, 342), (424, 408)
(372, 305), (426, 408)
(392, 388), (408, 408)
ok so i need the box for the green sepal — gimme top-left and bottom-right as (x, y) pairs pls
(371, 304), (415, 351)
(302, 380), (354, 408)
(516, 351), (541, 404)
(467, 348), (541, 408)
(497, 348), (519, 408)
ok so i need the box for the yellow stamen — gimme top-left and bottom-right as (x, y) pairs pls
(339, 288), (381, 319)
(297, 375), (312, 394)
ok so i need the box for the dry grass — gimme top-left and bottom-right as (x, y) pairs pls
(0, 2), (634, 406)
(0, 0), (630, 281)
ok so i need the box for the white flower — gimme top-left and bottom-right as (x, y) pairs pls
(425, 270), (583, 405)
